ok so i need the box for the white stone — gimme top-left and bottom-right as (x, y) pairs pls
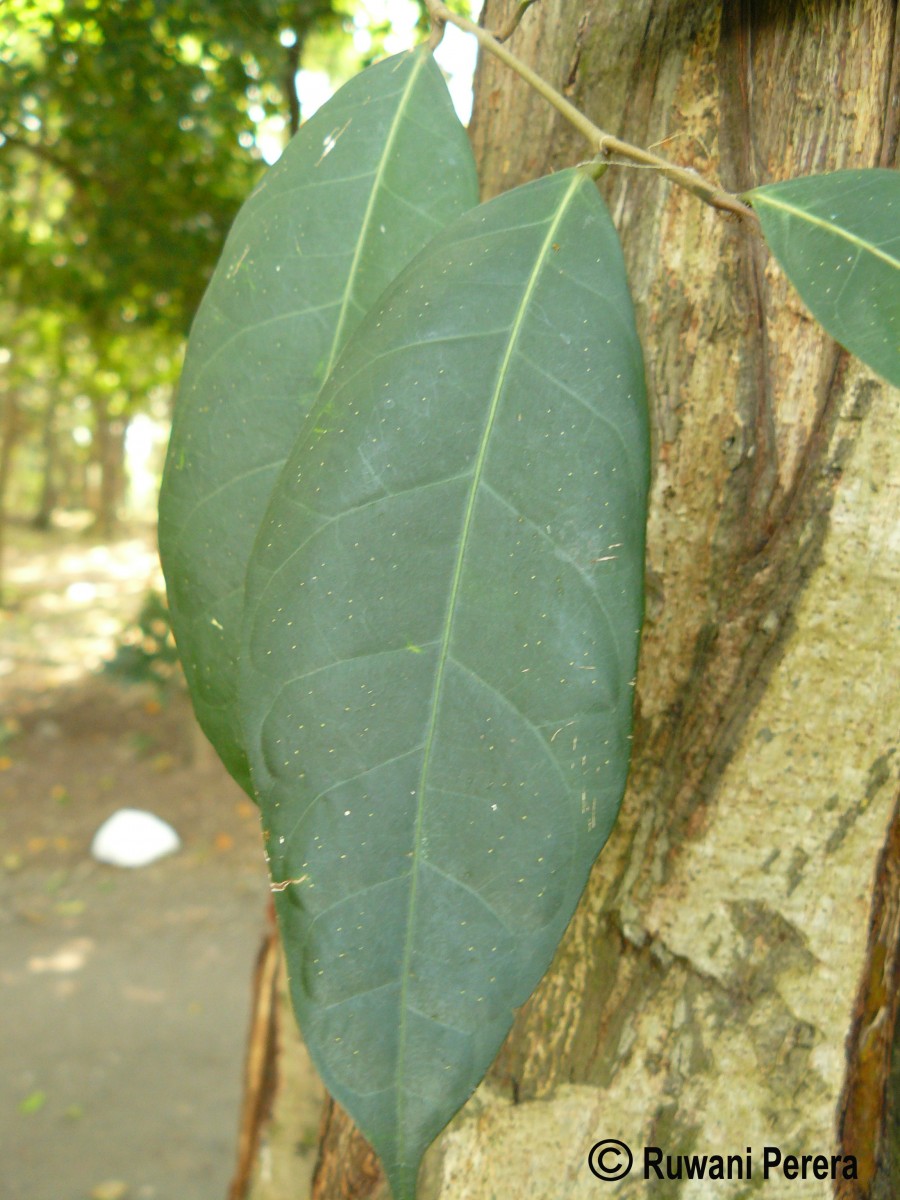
(91, 808), (181, 868)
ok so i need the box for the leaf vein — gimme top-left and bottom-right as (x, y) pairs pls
(393, 172), (587, 1157)
(281, 744), (427, 853)
(169, 459), (283, 543)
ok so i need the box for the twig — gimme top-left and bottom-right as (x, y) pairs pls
(423, 0), (758, 225)
(426, 8), (445, 50)
(0, 131), (93, 197)
(491, 0), (539, 43)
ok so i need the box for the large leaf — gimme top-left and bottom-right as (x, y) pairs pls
(240, 168), (649, 1197)
(158, 49), (478, 794)
(746, 169), (900, 387)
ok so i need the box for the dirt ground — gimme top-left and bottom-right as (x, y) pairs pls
(0, 520), (317, 1200)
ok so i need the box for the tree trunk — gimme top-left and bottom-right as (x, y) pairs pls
(0, 385), (22, 606)
(91, 397), (126, 538)
(32, 390), (59, 531)
(238, 2), (900, 1196)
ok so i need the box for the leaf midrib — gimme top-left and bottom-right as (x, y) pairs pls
(323, 49), (429, 381)
(751, 190), (900, 271)
(392, 170), (586, 1174)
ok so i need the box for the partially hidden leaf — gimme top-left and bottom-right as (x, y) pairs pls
(240, 168), (649, 1198)
(746, 169), (900, 387)
(158, 49), (478, 795)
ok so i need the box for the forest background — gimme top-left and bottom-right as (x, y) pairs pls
(0, 0), (478, 579)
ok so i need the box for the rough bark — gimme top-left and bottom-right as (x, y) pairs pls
(248, 1), (900, 1196)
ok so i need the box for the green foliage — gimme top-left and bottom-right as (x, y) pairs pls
(0, 0), (341, 334)
(2, 0), (485, 551)
(0, 300), (178, 529)
(240, 166), (648, 1198)
(747, 170), (900, 388)
(0, 0), (365, 538)
(158, 47), (478, 796)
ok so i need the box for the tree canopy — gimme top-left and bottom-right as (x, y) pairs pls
(0, 0), (451, 540)
(0, 0), (352, 335)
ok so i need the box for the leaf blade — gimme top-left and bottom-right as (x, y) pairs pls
(240, 169), (649, 1197)
(158, 49), (478, 794)
(746, 169), (900, 387)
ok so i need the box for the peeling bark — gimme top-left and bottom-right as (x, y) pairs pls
(235, 906), (326, 1200)
(230, 909), (280, 1200)
(248, 2), (900, 1196)
(839, 791), (900, 1199)
(310, 1100), (382, 1200)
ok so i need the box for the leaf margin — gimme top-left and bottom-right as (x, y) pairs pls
(157, 46), (480, 796)
(239, 165), (650, 1198)
(745, 167), (900, 387)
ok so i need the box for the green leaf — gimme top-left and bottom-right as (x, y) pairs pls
(158, 48), (478, 794)
(240, 168), (649, 1197)
(745, 169), (900, 387)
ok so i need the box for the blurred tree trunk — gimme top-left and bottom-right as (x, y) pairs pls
(235, 2), (900, 1197)
(91, 397), (126, 538)
(32, 391), (59, 531)
(0, 385), (22, 605)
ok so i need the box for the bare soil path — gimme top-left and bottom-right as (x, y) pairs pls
(0, 521), (306, 1200)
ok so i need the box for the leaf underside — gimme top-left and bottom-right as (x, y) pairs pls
(746, 169), (900, 387)
(240, 169), (649, 1198)
(158, 48), (478, 794)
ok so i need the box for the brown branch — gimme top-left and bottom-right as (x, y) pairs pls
(424, 0), (759, 225)
(285, 36), (302, 137)
(491, 0), (540, 43)
(0, 132), (93, 196)
(228, 906), (281, 1200)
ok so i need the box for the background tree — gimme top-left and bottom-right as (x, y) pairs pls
(0, 0), (474, 591)
(0, 0), (348, 330)
(0, 0), (347, 584)
(240, 2), (899, 1198)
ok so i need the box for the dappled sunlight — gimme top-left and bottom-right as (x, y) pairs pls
(28, 936), (95, 975)
(0, 522), (162, 694)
